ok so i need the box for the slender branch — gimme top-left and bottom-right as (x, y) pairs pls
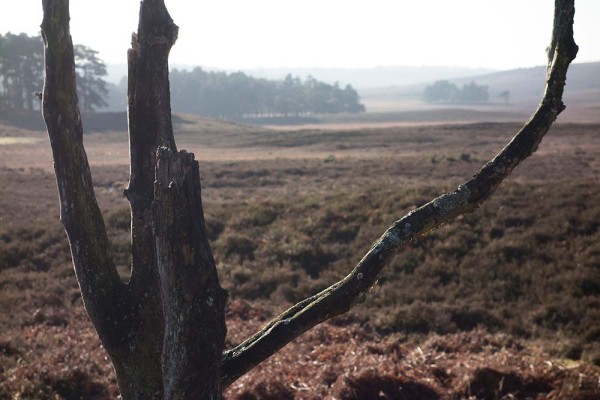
(221, 0), (578, 387)
(40, 0), (124, 344)
(126, 0), (178, 290)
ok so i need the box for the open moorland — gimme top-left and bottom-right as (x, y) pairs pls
(0, 110), (599, 399)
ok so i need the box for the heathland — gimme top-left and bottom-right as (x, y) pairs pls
(0, 103), (599, 398)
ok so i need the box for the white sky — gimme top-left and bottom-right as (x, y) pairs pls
(2, 0), (599, 70)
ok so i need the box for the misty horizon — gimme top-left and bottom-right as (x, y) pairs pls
(104, 61), (598, 89)
(3, 1), (599, 73)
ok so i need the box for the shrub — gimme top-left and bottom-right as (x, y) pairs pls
(105, 207), (130, 231)
(221, 234), (257, 262)
(335, 370), (440, 400)
(235, 380), (294, 400)
(459, 368), (551, 400)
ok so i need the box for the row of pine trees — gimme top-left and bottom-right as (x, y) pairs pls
(1, 32), (365, 118)
(0, 32), (108, 113)
(169, 68), (365, 118)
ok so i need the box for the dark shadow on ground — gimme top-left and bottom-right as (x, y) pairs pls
(0, 110), (131, 133)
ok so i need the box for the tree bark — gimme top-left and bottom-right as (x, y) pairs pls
(154, 148), (227, 398)
(41, 0), (227, 398)
(40, 0), (576, 398)
(40, 0), (124, 354)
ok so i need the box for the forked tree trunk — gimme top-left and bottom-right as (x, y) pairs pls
(40, 0), (577, 399)
(41, 0), (226, 398)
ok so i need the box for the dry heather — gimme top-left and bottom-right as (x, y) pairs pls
(2, 300), (599, 399)
(0, 119), (599, 398)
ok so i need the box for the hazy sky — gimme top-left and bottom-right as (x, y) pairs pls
(2, 1), (599, 70)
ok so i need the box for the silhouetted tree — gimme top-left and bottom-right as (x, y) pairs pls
(40, 0), (577, 398)
(168, 68), (365, 118)
(499, 89), (511, 104)
(340, 84), (366, 113)
(423, 80), (460, 103)
(0, 32), (107, 113)
(74, 44), (108, 112)
(459, 81), (489, 103)
(275, 74), (303, 116)
(0, 33), (43, 111)
(423, 80), (489, 104)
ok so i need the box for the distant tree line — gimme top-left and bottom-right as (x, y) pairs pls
(0, 32), (108, 113)
(169, 68), (365, 118)
(0, 33), (43, 112)
(73, 44), (108, 112)
(423, 80), (489, 104)
(2, 33), (365, 118)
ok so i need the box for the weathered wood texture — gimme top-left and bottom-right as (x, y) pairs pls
(154, 148), (227, 398)
(42, 0), (226, 399)
(41, 0), (124, 353)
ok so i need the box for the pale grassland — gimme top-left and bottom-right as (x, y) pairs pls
(0, 137), (41, 145)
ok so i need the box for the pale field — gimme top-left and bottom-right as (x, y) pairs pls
(0, 101), (598, 174)
(0, 112), (599, 400)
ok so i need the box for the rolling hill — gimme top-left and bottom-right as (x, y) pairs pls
(360, 61), (599, 105)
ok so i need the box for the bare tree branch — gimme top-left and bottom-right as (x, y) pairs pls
(40, 0), (124, 345)
(41, 1), (183, 398)
(221, 0), (578, 387)
(126, 0), (178, 292)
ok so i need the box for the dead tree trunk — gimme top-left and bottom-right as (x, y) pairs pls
(41, 0), (225, 398)
(40, 0), (577, 398)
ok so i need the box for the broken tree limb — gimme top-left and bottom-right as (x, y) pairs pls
(41, 0), (125, 350)
(153, 148), (228, 398)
